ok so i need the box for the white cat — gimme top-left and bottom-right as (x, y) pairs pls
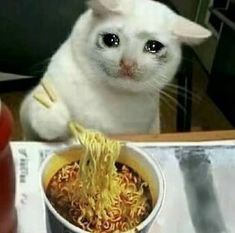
(20, 0), (211, 140)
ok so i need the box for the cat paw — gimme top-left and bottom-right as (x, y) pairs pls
(30, 101), (71, 141)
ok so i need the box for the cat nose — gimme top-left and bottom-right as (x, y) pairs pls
(120, 59), (137, 77)
(120, 59), (137, 69)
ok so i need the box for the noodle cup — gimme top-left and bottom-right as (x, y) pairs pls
(40, 143), (165, 233)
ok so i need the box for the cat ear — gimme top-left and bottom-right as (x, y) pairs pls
(88, 0), (133, 15)
(173, 16), (212, 45)
(88, 0), (118, 14)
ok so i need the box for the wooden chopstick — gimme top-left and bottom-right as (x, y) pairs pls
(41, 79), (57, 102)
(33, 93), (52, 109)
(33, 79), (58, 108)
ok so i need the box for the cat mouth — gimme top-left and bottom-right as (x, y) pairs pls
(118, 70), (138, 81)
(119, 74), (135, 80)
(102, 65), (140, 82)
(118, 67), (136, 80)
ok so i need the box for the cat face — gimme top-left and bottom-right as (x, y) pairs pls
(71, 0), (211, 93)
(87, 17), (181, 92)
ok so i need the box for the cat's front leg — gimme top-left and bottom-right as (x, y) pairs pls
(20, 95), (71, 141)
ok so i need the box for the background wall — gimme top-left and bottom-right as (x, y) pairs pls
(0, 0), (86, 77)
(170, 0), (200, 20)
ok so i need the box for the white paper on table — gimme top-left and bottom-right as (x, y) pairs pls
(11, 142), (66, 233)
(11, 140), (235, 233)
(209, 146), (235, 233)
(146, 147), (196, 233)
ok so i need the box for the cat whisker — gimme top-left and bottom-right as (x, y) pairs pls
(166, 83), (202, 103)
(144, 80), (161, 92)
(158, 73), (173, 81)
(165, 82), (194, 93)
(152, 75), (178, 113)
(158, 74), (201, 103)
(142, 82), (156, 92)
(151, 78), (167, 91)
(164, 86), (201, 104)
(160, 90), (186, 113)
(160, 95), (177, 113)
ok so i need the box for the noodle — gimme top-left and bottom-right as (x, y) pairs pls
(46, 122), (152, 232)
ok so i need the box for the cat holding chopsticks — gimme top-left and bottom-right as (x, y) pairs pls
(20, 0), (211, 140)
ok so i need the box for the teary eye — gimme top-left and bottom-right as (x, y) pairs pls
(100, 33), (120, 48)
(144, 40), (164, 54)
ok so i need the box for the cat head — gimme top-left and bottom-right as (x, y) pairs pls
(70, 0), (211, 93)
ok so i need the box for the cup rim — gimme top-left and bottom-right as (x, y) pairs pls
(39, 143), (166, 233)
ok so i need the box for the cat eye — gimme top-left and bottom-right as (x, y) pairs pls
(144, 40), (164, 54)
(101, 33), (120, 48)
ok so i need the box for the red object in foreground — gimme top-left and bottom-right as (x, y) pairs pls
(0, 102), (17, 233)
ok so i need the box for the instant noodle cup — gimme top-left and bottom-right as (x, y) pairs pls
(40, 143), (165, 233)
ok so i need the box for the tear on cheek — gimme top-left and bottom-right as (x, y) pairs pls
(158, 50), (169, 62)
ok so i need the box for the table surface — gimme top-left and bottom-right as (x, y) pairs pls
(114, 130), (235, 142)
(14, 130), (235, 232)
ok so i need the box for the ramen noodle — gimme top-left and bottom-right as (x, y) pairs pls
(46, 162), (152, 232)
(46, 122), (152, 232)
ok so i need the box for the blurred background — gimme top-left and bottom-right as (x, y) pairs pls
(0, 0), (234, 139)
